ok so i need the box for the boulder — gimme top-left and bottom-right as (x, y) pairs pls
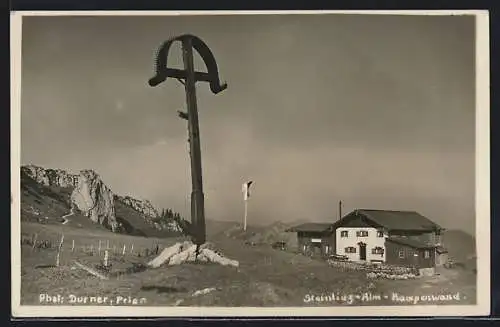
(147, 241), (239, 268)
(147, 243), (183, 268)
(169, 244), (197, 265)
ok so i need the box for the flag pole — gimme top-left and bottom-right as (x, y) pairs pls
(244, 198), (248, 231)
(242, 180), (252, 231)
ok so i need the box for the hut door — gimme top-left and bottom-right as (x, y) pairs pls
(359, 243), (367, 261)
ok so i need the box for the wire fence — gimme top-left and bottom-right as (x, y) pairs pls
(21, 232), (167, 259)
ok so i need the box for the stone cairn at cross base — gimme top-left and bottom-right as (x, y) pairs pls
(147, 241), (239, 268)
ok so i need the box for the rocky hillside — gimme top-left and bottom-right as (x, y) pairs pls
(22, 164), (79, 188)
(116, 195), (159, 218)
(20, 165), (183, 238)
(441, 228), (476, 269)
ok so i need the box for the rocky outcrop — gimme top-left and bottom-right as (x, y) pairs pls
(116, 196), (159, 218)
(70, 170), (118, 232)
(20, 164), (184, 235)
(21, 164), (78, 188)
(115, 196), (183, 233)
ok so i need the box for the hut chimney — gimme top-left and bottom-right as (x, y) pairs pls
(338, 200), (342, 220)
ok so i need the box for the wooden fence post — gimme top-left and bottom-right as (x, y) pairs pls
(104, 250), (109, 268)
(32, 233), (38, 251)
(56, 234), (64, 267)
(122, 244), (126, 256)
(98, 240), (101, 256)
(71, 239), (75, 252)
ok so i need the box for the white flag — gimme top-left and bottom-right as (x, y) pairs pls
(242, 181), (253, 201)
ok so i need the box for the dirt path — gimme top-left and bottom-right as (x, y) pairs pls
(60, 210), (75, 225)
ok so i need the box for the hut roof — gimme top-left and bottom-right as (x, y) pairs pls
(286, 223), (333, 233)
(333, 209), (442, 232)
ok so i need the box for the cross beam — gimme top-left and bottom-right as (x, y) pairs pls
(152, 68), (212, 84)
(148, 34), (227, 246)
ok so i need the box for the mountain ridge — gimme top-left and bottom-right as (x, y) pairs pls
(20, 164), (183, 238)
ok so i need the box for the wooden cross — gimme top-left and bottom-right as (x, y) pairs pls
(148, 34), (227, 246)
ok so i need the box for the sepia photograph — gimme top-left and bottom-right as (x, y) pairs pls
(10, 10), (490, 317)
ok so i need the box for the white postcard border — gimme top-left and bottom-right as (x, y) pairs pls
(10, 9), (491, 317)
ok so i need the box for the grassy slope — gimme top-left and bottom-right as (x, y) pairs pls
(18, 171), (477, 307)
(19, 221), (374, 306)
(20, 169), (181, 238)
(220, 221), (299, 248)
(19, 220), (477, 307)
(441, 229), (477, 271)
(21, 222), (184, 253)
(21, 169), (72, 220)
(114, 199), (181, 238)
(20, 169), (105, 231)
(442, 229), (476, 261)
(204, 220), (240, 236)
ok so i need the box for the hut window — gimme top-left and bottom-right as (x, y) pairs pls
(345, 247), (356, 253)
(356, 230), (368, 237)
(340, 231), (348, 237)
(424, 250), (430, 258)
(398, 250), (405, 258)
(377, 231), (384, 238)
(372, 247), (384, 255)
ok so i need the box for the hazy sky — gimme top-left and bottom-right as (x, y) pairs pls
(20, 13), (476, 233)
